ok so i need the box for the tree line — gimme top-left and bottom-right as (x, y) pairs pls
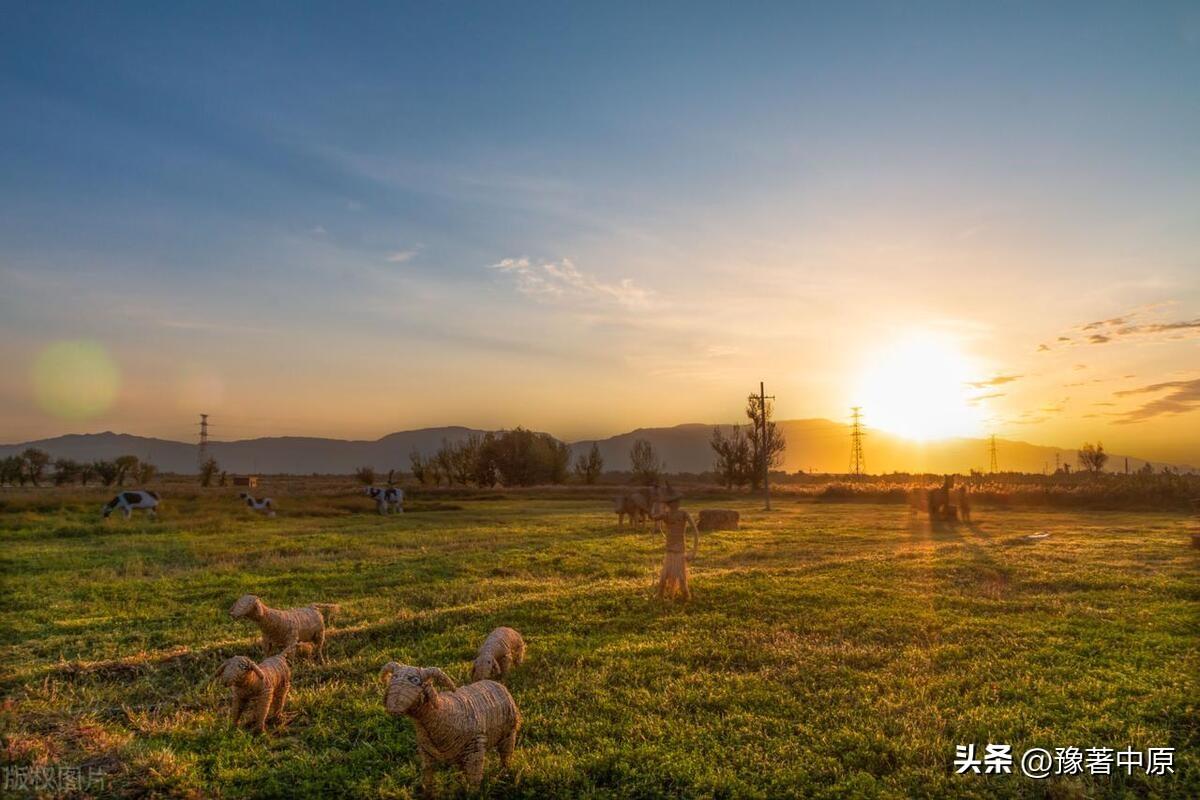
(0, 448), (157, 487)
(351, 430), (613, 489)
(407, 429), (582, 487)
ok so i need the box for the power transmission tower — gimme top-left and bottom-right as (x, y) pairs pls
(849, 407), (865, 477)
(198, 414), (210, 467)
(988, 434), (998, 474)
(758, 381), (775, 510)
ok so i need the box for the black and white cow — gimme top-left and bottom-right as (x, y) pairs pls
(102, 490), (160, 519)
(365, 486), (404, 515)
(238, 492), (276, 517)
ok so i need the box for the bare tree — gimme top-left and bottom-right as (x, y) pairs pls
(114, 455), (140, 486)
(199, 457), (220, 487)
(136, 461), (158, 484)
(53, 458), (81, 486)
(409, 450), (429, 485)
(574, 442), (604, 484)
(94, 460), (120, 487)
(0, 456), (21, 486)
(710, 426), (751, 489)
(745, 394), (786, 491)
(355, 466), (376, 486)
(1078, 442), (1109, 474)
(21, 448), (50, 486)
(629, 439), (663, 486)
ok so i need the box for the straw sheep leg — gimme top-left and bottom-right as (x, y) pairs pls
(419, 749), (437, 795)
(461, 736), (487, 790)
(498, 728), (517, 768)
(311, 627), (327, 664)
(268, 672), (290, 722)
(229, 694), (246, 729)
(248, 689), (272, 733)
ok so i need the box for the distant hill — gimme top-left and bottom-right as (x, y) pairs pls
(1, 422), (1192, 475)
(0, 427), (486, 474)
(571, 420), (1193, 475)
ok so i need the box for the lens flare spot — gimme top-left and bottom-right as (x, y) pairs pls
(31, 340), (120, 420)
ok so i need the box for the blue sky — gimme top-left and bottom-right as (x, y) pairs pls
(2, 2), (1198, 460)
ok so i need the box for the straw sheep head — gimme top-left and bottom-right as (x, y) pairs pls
(379, 662), (457, 715)
(212, 655), (265, 687)
(470, 655), (501, 683)
(229, 594), (266, 620)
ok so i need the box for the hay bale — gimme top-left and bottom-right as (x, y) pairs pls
(698, 509), (739, 532)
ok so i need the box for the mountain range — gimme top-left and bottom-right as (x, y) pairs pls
(1, 422), (1192, 475)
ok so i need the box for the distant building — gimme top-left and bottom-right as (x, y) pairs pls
(233, 476), (259, 488)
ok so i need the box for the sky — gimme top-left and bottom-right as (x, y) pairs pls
(1, 2), (1198, 463)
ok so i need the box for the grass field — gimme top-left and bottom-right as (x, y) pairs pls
(2, 489), (1197, 798)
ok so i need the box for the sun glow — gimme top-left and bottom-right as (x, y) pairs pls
(852, 333), (986, 441)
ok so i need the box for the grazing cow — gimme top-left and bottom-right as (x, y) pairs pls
(613, 490), (651, 528)
(102, 490), (160, 520)
(239, 492), (277, 517)
(365, 486), (404, 514)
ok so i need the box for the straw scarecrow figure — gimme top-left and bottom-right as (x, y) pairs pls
(649, 487), (699, 601)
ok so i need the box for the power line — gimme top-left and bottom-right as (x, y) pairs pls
(988, 434), (998, 474)
(849, 407), (865, 477)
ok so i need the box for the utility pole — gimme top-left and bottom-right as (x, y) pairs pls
(198, 414), (209, 467)
(759, 381), (775, 510)
(1124, 456), (1129, 475)
(988, 434), (999, 474)
(849, 407), (865, 478)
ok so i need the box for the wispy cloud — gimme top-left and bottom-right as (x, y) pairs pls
(1112, 378), (1200, 424)
(490, 257), (652, 309)
(966, 373), (1022, 389)
(1045, 306), (1200, 349)
(967, 391), (1006, 405)
(386, 249), (418, 263)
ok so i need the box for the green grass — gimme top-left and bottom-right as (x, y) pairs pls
(1, 490), (1197, 798)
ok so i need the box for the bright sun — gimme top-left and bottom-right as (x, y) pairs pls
(853, 333), (987, 441)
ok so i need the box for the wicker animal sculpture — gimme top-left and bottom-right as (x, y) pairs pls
(697, 509), (739, 532)
(613, 491), (651, 528)
(228, 595), (339, 663)
(380, 662), (520, 793)
(955, 486), (972, 522)
(470, 627), (526, 683)
(210, 653), (291, 733)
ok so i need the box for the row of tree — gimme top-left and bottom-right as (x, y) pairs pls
(0, 448), (157, 487)
(351, 431), (614, 488)
(345, 389), (787, 491)
(408, 429), (576, 487)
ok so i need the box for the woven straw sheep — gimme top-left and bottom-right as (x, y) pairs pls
(380, 662), (520, 793)
(210, 653), (291, 733)
(613, 491), (650, 528)
(697, 509), (739, 532)
(470, 627), (525, 683)
(229, 595), (339, 663)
